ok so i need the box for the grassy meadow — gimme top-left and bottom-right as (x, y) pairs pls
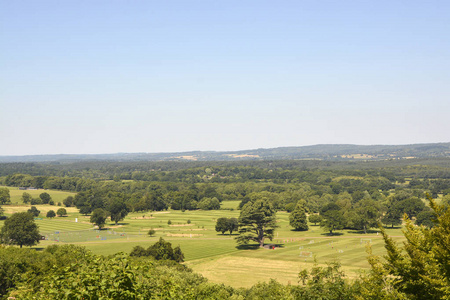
(0, 188), (406, 288)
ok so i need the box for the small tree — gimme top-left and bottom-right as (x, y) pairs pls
(39, 192), (51, 204)
(0, 188), (11, 205)
(46, 210), (56, 218)
(57, 208), (67, 217)
(90, 208), (107, 229)
(22, 192), (32, 204)
(63, 196), (74, 207)
(308, 214), (322, 225)
(215, 217), (229, 234)
(28, 206), (40, 217)
(228, 218), (238, 235)
(0, 212), (41, 248)
(30, 198), (42, 205)
(148, 229), (156, 237)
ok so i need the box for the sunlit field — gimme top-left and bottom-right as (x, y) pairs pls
(0, 188), (403, 287)
(0, 194), (405, 288)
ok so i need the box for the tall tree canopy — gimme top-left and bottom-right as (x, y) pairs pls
(0, 212), (41, 248)
(289, 204), (309, 231)
(236, 199), (277, 247)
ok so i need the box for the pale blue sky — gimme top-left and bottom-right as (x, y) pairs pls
(1, 1), (449, 155)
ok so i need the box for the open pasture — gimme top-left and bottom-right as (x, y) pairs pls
(0, 186), (76, 205)
(1, 200), (405, 288)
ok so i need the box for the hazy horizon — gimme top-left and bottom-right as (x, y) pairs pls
(1, 142), (449, 157)
(1, 1), (449, 156)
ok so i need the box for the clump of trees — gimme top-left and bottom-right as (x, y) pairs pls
(130, 237), (184, 262)
(215, 217), (238, 235)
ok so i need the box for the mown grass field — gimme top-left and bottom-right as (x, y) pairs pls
(1, 186), (76, 205)
(0, 189), (406, 288)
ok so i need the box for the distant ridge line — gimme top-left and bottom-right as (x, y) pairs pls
(1, 142), (449, 163)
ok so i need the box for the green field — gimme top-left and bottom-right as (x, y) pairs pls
(1, 186), (76, 205)
(0, 195), (405, 288)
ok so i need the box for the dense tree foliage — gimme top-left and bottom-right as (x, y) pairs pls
(39, 192), (51, 204)
(130, 237), (184, 262)
(0, 187), (10, 205)
(289, 204), (309, 231)
(236, 199), (277, 247)
(215, 217), (238, 235)
(56, 208), (67, 217)
(27, 206), (40, 217)
(46, 210), (56, 218)
(320, 203), (346, 234)
(0, 212), (41, 248)
(90, 208), (108, 229)
(360, 195), (450, 299)
(21, 192), (32, 204)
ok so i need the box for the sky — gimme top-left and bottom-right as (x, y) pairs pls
(1, 1), (449, 156)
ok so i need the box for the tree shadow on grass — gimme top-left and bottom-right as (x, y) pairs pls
(348, 229), (379, 234)
(236, 244), (260, 250)
(382, 225), (402, 230)
(216, 233), (239, 237)
(109, 222), (129, 226)
(320, 232), (344, 236)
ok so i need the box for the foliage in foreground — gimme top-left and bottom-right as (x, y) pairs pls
(359, 195), (450, 300)
(130, 237), (185, 262)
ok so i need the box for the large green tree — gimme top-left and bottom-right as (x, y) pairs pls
(289, 204), (309, 231)
(236, 199), (277, 247)
(0, 212), (41, 248)
(352, 199), (380, 234)
(90, 208), (108, 229)
(319, 203), (345, 235)
(108, 199), (129, 225)
(381, 203), (403, 228)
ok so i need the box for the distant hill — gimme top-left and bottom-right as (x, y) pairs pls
(1, 143), (449, 163)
